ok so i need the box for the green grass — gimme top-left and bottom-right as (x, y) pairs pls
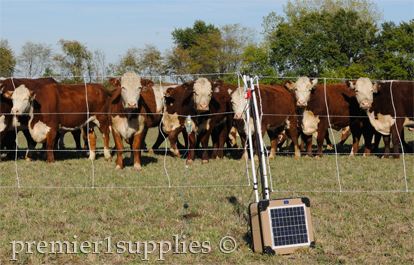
(0, 127), (413, 264)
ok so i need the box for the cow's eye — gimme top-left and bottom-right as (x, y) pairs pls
(122, 87), (126, 90)
(355, 90), (358, 93)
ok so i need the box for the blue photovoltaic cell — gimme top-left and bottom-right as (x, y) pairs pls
(270, 206), (308, 247)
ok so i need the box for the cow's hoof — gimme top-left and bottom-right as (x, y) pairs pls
(269, 154), (275, 160)
(46, 160), (55, 163)
(202, 159), (209, 164)
(187, 159), (194, 165)
(105, 157), (112, 162)
(326, 144), (333, 150)
(115, 165), (122, 171)
(294, 155), (301, 160)
(170, 149), (180, 157)
(315, 156), (321, 160)
(25, 157), (32, 162)
(134, 163), (142, 171)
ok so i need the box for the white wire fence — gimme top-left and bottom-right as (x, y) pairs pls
(0, 73), (413, 193)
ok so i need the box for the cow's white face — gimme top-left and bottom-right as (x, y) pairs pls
(7, 85), (35, 115)
(302, 110), (320, 135)
(231, 87), (246, 120)
(285, 77), (318, 107)
(193, 78), (213, 112)
(347, 77), (377, 109)
(120, 71), (142, 110)
(153, 84), (177, 113)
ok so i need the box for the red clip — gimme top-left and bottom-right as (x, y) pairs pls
(246, 90), (251, 99)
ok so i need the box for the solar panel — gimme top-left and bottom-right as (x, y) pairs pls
(249, 197), (314, 255)
(269, 205), (310, 248)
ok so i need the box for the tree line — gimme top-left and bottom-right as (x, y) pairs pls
(0, 0), (413, 86)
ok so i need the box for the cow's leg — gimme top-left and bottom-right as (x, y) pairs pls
(87, 129), (97, 161)
(336, 126), (351, 150)
(23, 129), (37, 161)
(324, 131), (333, 150)
(199, 130), (211, 164)
(168, 126), (184, 157)
(58, 131), (66, 150)
(4, 131), (17, 160)
(391, 120), (405, 159)
(401, 129), (413, 153)
(315, 123), (327, 158)
(211, 128), (220, 160)
(45, 129), (58, 163)
(382, 135), (391, 158)
(267, 130), (278, 159)
(70, 130), (83, 158)
(132, 130), (146, 171)
(287, 117), (301, 159)
(96, 125), (111, 162)
(349, 123), (361, 157)
(82, 128), (89, 150)
(372, 132), (381, 154)
(112, 130), (124, 170)
(149, 128), (167, 154)
(187, 132), (196, 164)
(361, 120), (375, 157)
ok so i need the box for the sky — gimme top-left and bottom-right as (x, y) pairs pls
(0, 0), (413, 65)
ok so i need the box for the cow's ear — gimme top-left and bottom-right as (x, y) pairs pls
(141, 79), (154, 89)
(311, 78), (318, 89)
(29, 90), (36, 101)
(142, 86), (147, 91)
(3, 90), (13, 99)
(346, 80), (356, 90)
(213, 80), (223, 93)
(109, 78), (121, 88)
(373, 83), (380, 93)
(227, 88), (233, 95)
(284, 80), (295, 91)
(182, 83), (190, 90)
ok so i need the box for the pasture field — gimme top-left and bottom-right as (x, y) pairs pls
(1, 127), (414, 264)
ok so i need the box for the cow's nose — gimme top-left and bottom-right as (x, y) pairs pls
(235, 113), (243, 119)
(11, 109), (19, 114)
(297, 101), (307, 107)
(360, 102), (370, 109)
(198, 104), (208, 110)
(127, 102), (137, 108)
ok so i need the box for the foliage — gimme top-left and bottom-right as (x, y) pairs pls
(171, 20), (219, 50)
(282, 0), (383, 25)
(163, 46), (192, 83)
(54, 39), (92, 84)
(373, 19), (414, 80)
(0, 39), (16, 77)
(267, 9), (378, 77)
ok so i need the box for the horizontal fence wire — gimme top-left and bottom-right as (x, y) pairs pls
(1, 74), (413, 193)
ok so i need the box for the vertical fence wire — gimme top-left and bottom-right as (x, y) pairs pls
(323, 78), (342, 192)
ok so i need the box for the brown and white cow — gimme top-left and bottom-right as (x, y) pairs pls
(285, 77), (355, 152)
(163, 78), (235, 163)
(2, 81), (112, 163)
(231, 85), (301, 159)
(0, 78), (64, 160)
(108, 71), (159, 170)
(295, 82), (375, 158)
(347, 78), (414, 158)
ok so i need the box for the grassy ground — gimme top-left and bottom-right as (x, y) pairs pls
(1, 127), (413, 264)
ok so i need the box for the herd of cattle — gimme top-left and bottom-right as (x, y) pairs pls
(0, 72), (413, 171)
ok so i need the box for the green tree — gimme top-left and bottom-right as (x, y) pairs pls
(241, 43), (279, 84)
(282, 0), (383, 25)
(54, 39), (92, 83)
(0, 39), (16, 77)
(374, 19), (414, 80)
(139, 44), (164, 77)
(267, 9), (377, 77)
(171, 20), (219, 50)
(109, 47), (140, 77)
